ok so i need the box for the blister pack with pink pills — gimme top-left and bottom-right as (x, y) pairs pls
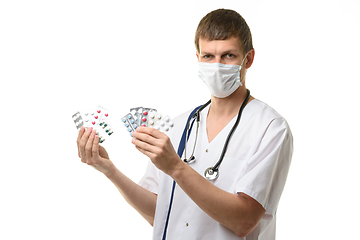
(121, 106), (175, 136)
(72, 106), (114, 143)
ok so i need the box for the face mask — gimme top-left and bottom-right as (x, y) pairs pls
(198, 56), (247, 98)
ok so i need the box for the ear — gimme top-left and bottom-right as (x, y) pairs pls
(245, 49), (255, 69)
(196, 52), (200, 62)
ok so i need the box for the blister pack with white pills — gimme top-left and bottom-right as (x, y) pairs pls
(149, 114), (175, 133)
(72, 106), (114, 143)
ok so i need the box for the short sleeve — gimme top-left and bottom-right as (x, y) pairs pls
(138, 160), (160, 195)
(236, 118), (293, 216)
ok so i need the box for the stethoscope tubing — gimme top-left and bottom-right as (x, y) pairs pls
(184, 89), (251, 179)
(184, 100), (211, 163)
(213, 89), (250, 170)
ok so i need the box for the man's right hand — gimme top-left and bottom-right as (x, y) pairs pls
(77, 126), (115, 177)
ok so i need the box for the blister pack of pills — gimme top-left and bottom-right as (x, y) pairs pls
(151, 114), (175, 133)
(130, 107), (157, 127)
(121, 106), (175, 136)
(72, 106), (114, 143)
(121, 113), (138, 137)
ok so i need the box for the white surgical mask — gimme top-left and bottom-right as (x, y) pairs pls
(198, 56), (247, 98)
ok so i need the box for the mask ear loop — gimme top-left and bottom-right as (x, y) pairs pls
(239, 52), (248, 83)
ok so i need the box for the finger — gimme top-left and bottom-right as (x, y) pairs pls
(77, 126), (86, 157)
(135, 145), (156, 160)
(132, 130), (158, 147)
(85, 130), (96, 163)
(79, 127), (92, 161)
(138, 127), (165, 138)
(132, 136), (156, 153)
(92, 134), (100, 159)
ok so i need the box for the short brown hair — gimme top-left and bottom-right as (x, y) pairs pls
(194, 9), (253, 55)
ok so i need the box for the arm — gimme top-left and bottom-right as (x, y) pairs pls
(171, 162), (265, 237)
(132, 127), (265, 237)
(77, 126), (157, 225)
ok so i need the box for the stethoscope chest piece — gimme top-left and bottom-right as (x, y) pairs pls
(204, 167), (219, 180)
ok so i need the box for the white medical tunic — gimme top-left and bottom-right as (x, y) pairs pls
(139, 99), (293, 240)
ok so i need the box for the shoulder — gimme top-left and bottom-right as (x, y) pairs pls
(245, 99), (292, 139)
(248, 99), (284, 120)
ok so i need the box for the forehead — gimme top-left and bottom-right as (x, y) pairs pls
(198, 36), (243, 54)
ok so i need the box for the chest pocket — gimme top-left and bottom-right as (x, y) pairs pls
(212, 157), (246, 193)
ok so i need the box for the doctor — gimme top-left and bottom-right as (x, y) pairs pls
(77, 9), (293, 239)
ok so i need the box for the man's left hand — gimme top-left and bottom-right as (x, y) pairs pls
(131, 127), (183, 176)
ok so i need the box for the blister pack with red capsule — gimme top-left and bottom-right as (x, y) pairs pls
(130, 107), (157, 127)
(121, 107), (175, 137)
(72, 106), (113, 143)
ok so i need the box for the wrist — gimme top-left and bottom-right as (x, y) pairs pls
(104, 161), (117, 179)
(169, 160), (187, 181)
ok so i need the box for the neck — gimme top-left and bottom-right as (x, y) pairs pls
(209, 87), (253, 118)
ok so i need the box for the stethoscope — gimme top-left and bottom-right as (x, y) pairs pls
(183, 89), (251, 180)
(161, 89), (251, 240)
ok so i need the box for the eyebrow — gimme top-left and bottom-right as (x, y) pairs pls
(200, 49), (240, 56)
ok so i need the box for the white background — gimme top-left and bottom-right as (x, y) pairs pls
(1, 0), (359, 239)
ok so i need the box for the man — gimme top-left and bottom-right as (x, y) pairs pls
(77, 9), (293, 239)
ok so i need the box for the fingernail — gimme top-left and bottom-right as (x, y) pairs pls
(131, 138), (135, 144)
(91, 130), (95, 135)
(136, 127), (141, 132)
(86, 127), (91, 132)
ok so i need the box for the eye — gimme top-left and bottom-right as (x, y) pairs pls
(203, 55), (212, 59)
(225, 54), (235, 58)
